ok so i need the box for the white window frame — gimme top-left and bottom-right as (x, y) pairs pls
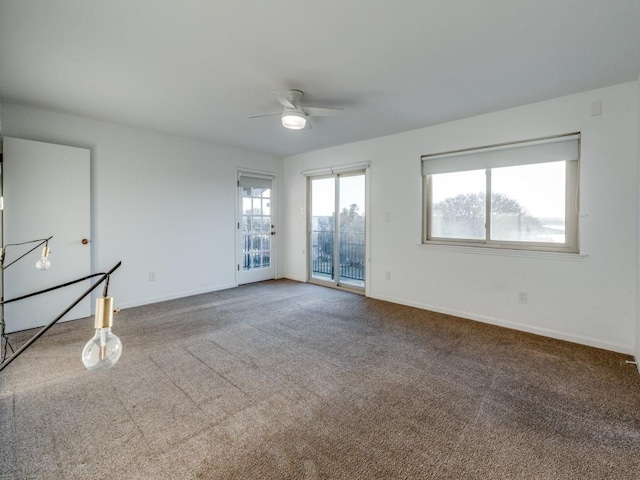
(422, 133), (580, 254)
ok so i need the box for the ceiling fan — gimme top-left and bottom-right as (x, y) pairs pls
(249, 90), (344, 130)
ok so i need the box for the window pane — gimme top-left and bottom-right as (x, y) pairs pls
(252, 198), (261, 215)
(491, 162), (565, 243)
(431, 170), (486, 240)
(311, 177), (336, 282)
(243, 197), (252, 214)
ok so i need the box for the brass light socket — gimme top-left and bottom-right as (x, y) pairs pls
(41, 246), (50, 258)
(94, 297), (114, 329)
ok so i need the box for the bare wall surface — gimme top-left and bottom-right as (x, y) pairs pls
(636, 73), (640, 365)
(284, 82), (639, 354)
(0, 103), (283, 309)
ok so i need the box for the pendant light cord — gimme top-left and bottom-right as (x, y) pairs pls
(0, 261), (122, 372)
(1, 236), (53, 270)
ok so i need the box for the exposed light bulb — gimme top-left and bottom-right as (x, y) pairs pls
(82, 297), (122, 372)
(35, 246), (51, 270)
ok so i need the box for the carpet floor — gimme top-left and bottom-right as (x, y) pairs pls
(1, 279), (639, 479)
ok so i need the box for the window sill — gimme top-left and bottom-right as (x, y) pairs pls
(417, 242), (586, 261)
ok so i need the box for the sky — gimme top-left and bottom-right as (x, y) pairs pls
(309, 162), (567, 220)
(432, 161), (567, 219)
(311, 174), (365, 217)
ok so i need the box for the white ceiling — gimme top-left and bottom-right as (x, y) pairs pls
(1, 1), (639, 157)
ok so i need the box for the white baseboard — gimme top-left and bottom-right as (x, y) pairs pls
(99, 281), (635, 357)
(115, 283), (238, 310)
(369, 293), (633, 355)
(283, 274), (307, 283)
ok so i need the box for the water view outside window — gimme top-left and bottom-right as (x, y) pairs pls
(430, 161), (567, 244)
(491, 162), (566, 243)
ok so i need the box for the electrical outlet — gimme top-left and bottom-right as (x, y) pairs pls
(518, 291), (528, 304)
(149, 272), (156, 282)
(385, 271), (391, 281)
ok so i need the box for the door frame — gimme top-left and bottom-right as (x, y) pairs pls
(235, 168), (278, 285)
(306, 166), (370, 295)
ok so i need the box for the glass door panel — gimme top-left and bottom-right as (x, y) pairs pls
(309, 171), (365, 291)
(238, 175), (275, 284)
(310, 177), (336, 283)
(338, 174), (365, 288)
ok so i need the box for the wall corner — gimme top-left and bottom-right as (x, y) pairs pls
(635, 72), (640, 372)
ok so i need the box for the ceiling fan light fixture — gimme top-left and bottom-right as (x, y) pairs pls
(281, 111), (306, 130)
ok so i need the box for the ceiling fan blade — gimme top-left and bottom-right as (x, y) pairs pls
(248, 112), (281, 119)
(303, 106), (344, 117)
(269, 90), (295, 109)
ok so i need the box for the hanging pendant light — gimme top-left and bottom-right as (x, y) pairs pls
(35, 244), (51, 270)
(81, 296), (122, 372)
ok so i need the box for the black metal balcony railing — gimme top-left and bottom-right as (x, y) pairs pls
(311, 230), (365, 281)
(242, 233), (271, 270)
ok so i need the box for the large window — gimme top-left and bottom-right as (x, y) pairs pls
(423, 133), (580, 253)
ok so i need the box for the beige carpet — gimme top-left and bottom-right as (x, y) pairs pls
(1, 279), (639, 479)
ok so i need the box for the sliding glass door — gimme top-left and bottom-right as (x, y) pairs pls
(309, 171), (365, 291)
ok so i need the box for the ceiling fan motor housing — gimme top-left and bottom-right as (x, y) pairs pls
(286, 89), (304, 105)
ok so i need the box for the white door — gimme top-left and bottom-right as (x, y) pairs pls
(3, 137), (91, 332)
(237, 172), (276, 284)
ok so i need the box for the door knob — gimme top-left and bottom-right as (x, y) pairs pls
(82, 238), (89, 245)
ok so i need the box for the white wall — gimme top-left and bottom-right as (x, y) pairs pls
(284, 82), (639, 354)
(636, 73), (640, 365)
(1, 104), (282, 309)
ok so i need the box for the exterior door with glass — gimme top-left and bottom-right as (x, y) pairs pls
(308, 171), (366, 291)
(237, 173), (276, 284)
